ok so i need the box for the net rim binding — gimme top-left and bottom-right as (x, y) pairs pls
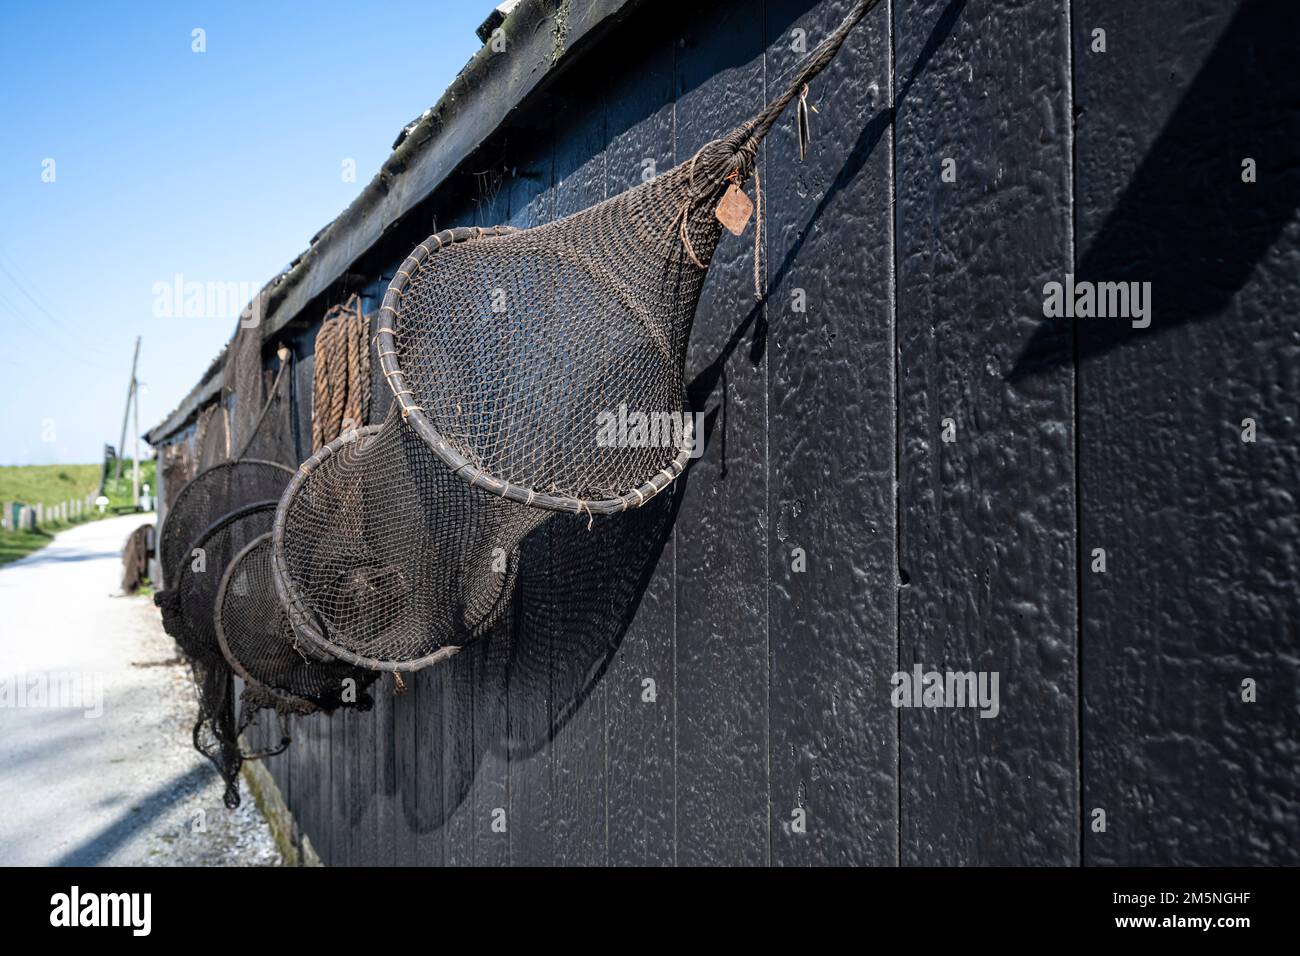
(375, 224), (694, 518)
(271, 422), (525, 673)
(172, 498), (280, 654)
(158, 458), (295, 584)
(215, 531), (331, 712)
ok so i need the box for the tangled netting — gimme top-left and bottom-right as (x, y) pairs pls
(195, 402), (229, 471)
(274, 408), (542, 669)
(217, 532), (378, 711)
(235, 353), (296, 467)
(159, 442), (197, 512)
(272, 0), (877, 671)
(168, 502), (284, 807)
(152, 348), (301, 806)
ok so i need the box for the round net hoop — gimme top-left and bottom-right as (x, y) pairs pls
(271, 415), (539, 672)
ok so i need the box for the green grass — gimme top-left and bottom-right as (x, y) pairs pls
(0, 528), (53, 567)
(0, 463), (101, 507)
(0, 459), (157, 568)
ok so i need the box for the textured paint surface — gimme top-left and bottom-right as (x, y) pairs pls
(218, 0), (1296, 866)
(894, 0), (1079, 866)
(1073, 0), (1300, 865)
(673, 0), (771, 867)
(765, 0), (898, 865)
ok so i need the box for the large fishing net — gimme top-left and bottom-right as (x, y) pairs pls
(216, 532), (378, 712)
(169, 501), (285, 807)
(273, 0), (877, 671)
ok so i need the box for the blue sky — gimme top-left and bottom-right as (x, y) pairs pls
(0, 1), (484, 464)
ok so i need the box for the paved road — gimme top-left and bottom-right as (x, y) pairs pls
(0, 513), (280, 866)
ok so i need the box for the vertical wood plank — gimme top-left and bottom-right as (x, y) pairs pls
(1071, 0), (1300, 865)
(414, 665), (447, 866)
(672, 0), (770, 866)
(602, 14), (679, 868)
(765, 0), (898, 866)
(894, 0), (1079, 864)
(440, 651), (477, 866)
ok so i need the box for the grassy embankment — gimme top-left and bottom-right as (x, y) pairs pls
(0, 460), (156, 567)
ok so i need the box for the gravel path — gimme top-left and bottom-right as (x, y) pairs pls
(0, 513), (282, 866)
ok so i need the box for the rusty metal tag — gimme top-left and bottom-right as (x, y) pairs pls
(715, 183), (754, 236)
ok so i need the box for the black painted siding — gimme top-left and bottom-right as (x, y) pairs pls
(203, 0), (1299, 866)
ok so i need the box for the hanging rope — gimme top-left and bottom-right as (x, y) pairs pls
(312, 294), (372, 450)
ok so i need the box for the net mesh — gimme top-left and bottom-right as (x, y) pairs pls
(375, 0), (877, 514)
(157, 459), (294, 589)
(273, 408), (545, 670)
(379, 171), (714, 511)
(167, 502), (280, 808)
(195, 402), (229, 470)
(217, 532), (378, 712)
(236, 358), (296, 467)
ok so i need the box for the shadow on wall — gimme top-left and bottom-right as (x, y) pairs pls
(1008, 0), (1300, 381)
(392, 486), (682, 835)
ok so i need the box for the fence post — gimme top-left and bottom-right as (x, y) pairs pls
(1, 502), (10, 530)
(18, 506), (34, 532)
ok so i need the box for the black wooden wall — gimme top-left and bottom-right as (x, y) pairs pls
(227, 0), (1300, 866)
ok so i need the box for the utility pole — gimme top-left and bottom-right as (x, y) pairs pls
(132, 358), (141, 509)
(116, 336), (141, 481)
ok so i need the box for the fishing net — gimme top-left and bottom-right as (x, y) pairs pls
(273, 408), (544, 670)
(216, 532), (378, 712)
(156, 458), (294, 590)
(159, 441), (197, 512)
(166, 501), (286, 808)
(376, 0), (877, 514)
(271, 0), (877, 671)
(233, 349), (297, 467)
(153, 334), (305, 806)
(195, 402), (229, 470)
